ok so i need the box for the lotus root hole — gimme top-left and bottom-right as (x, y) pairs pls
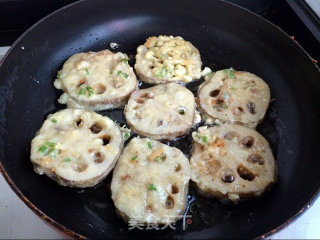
(221, 170), (235, 183)
(136, 99), (145, 104)
(165, 196), (175, 209)
(247, 102), (256, 114)
(247, 154), (264, 165)
(101, 135), (111, 145)
(94, 84), (106, 94)
(241, 136), (254, 148)
(171, 184), (179, 194)
(237, 165), (255, 181)
(73, 161), (88, 172)
(207, 160), (221, 175)
(210, 89), (220, 97)
(216, 99), (224, 104)
(146, 204), (153, 211)
(140, 92), (153, 99)
(174, 163), (181, 172)
(94, 152), (104, 163)
(133, 105), (139, 110)
(158, 154), (166, 162)
(224, 131), (238, 140)
(157, 120), (164, 126)
(90, 123), (103, 134)
(76, 119), (83, 127)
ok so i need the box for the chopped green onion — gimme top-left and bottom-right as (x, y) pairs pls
(39, 142), (56, 156)
(202, 136), (208, 144)
(147, 141), (152, 149)
(86, 86), (94, 96)
(224, 68), (235, 79)
(109, 70), (113, 74)
(155, 67), (171, 78)
(230, 87), (237, 91)
(117, 70), (128, 78)
(85, 68), (89, 75)
(131, 155), (138, 161)
(64, 158), (71, 162)
(39, 145), (47, 153)
(79, 86), (94, 96)
(148, 184), (157, 191)
(120, 58), (128, 63)
(196, 135), (208, 144)
(202, 115), (208, 122)
(156, 156), (162, 162)
(205, 72), (213, 79)
(56, 71), (62, 79)
(45, 142), (56, 147)
(51, 118), (57, 123)
(123, 132), (130, 141)
(79, 88), (85, 95)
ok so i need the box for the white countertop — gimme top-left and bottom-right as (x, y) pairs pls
(0, 46), (319, 239)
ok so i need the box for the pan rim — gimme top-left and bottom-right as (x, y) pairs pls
(0, 161), (85, 239)
(0, 0), (319, 238)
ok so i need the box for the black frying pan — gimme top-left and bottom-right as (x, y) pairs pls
(0, 0), (319, 239)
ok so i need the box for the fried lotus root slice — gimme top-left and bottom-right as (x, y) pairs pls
(111, 137), (190, 224)
(30, 109), (123, 188)
(135, 35), (202, 84)
(198, 69), (270, 128)
(190, 124), (276, 202)
(54, 50), (138, 111)
(124, 83), (196, 140)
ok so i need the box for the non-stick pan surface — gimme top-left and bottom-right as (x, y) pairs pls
(0, 0), (319, 239)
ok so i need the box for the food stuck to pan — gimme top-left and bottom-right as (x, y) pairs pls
(54, 50), (138, 111)
(111, 137), (190, 224)
(124, 82), (196, 140)
(30, 35), (276, 226)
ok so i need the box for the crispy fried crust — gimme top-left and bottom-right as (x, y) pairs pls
(135, 35), (202, 84)
(30, 109), (123, 188)
(111, 137), (190, 224)
(190, 124), (276, 202)
(198, 69), (270, 128)
(54, 50), (138, 111)
(124, 83), (195, 140)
